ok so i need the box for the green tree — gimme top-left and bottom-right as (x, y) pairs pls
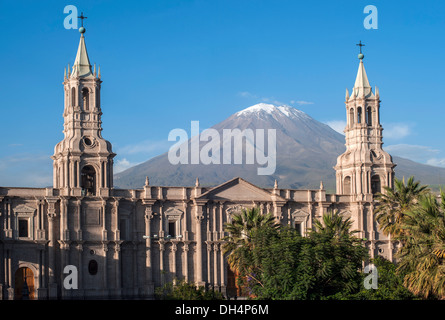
(221, 207), (280, 275)
(155, 278), (224, 300)
(307, 210), (369, 298)
(374, 176), (429, 237)
(247, 225), (309, 299)
(242, 210), (368, 300)
(342, 256), (416, 300)
(396, 191), (445, 299)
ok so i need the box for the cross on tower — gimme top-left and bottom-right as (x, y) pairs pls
(356, 40), (365, 54)
(78, 12), (87, 27)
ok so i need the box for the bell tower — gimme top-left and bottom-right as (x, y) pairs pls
(52, 25), (115, 197)
(335, 46), (395, 197)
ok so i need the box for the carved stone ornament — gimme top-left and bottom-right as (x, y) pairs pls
(291, 210), (309, 223)
(225, 204), (245, 215)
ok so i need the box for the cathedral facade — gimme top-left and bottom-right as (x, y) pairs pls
(0, 29), (395, 300)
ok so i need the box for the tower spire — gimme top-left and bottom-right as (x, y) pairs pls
(71, 14), (93, 78)
(351, 43), (374, 99)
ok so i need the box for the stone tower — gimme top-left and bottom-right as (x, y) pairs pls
(52, 27), (115, 197)
(335, 52), (395, 198)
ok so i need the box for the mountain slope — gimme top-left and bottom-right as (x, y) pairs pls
(114, 103), (445, 190)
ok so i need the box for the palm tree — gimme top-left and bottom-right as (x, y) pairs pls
(221, 207), (280, 274)
(396, 192), (445, 299)
(311, 209), (359, 240)
(308, 210), (368, 296)
(374, 176), (429, 237)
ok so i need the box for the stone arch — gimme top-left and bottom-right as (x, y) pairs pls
(82, 87), (90, 111)
(81, 165), (96, 196)
(349, 108), (354, 127)
(14, 264), (38, 300)
(71, 87), (76, 107)
(343, 176), (352, 195)
(367, 106), (373, 126)
(371, 175), (381, 194)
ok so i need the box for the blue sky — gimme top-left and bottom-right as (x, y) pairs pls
(0, 0), (444, 187)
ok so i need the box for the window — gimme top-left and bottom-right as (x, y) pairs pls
(294, 222), (302, 236)
(120, 219), (128, 240)
(13, 204), (36, 240)
(164, 207), (183, 239)
(81, 165), (96, 196)
(88, 260), (98, 275)
(344, 176), (352, 194)
(82, 88), (89, 111)
(71, 87), (76, 107)
(371, 175), (381, 194)
(84, 137), (93, 146)
(168, 221), (176, 237)
(349, 108), (354, 127)
(291, 210), (308, 236)
(18, 219), (29, 238)
(357, 107), (362, 124)
(367, 107), (372, 126)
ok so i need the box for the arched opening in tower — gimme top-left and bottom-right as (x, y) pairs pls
(371, 175), (381, 195)
(81, 165), (96, 196)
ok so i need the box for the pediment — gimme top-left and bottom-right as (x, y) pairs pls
(13, 204), (36, 214)
(195, 177), (286, 202)
(164, 207), (184, 217)
(291, 209), (309, 222)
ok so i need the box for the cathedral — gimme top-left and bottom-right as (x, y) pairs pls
(0, 27), (395, 299)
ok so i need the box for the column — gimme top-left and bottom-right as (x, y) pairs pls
(113, 198), (120, 241)
(183, 243), (189, 282)
(214, 242), (219, 290)
(206, 242), (212, 286)
(358, 203), (365, 239)
(65, 160), (69, 190)
(195, 204), (204, 286)
(76, 161), (80, 188)
(143, 201), (155, 297)
(212, 203), (217, 240)
(46, 198), (58, 298)
(61, 198), (69, 240)
(219, 202), (226, 295)
(102, 243), (108, 298)
(77, 243), (84, 296)
(59, 241), (70, 298)
(76, 199), (82, 240)
(159, 241), (165, 286)
(220, 246), (226, 296)
(182, 201), (188, 240)
(171, 242), (177, 280)
(159, 202), (164, 238)
(6, 249), (13, 299)
(5, 199), (12, 238)
(104, 161), (108, 188)
(114, 242), (121, 298)
(102, 200), (108, 240)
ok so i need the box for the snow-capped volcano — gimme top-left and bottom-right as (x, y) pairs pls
(115, 102), (347, 190)
(115, 102), (445, 190)
(235, 103), (309, 120)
